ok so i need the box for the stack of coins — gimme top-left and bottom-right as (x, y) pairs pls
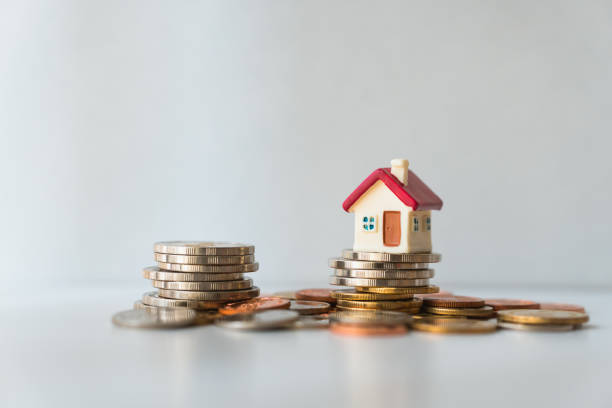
(497, 309), (589, 332)
(328, 250), (442, 314)
(420, 295), (496, 319)
(138, 241), (260, 312)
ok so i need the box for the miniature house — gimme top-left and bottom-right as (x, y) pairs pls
(342, 159), (443, 254)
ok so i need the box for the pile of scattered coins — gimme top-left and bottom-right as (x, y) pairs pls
(328, 249), (441, 314)
(112, 242), (590, 334)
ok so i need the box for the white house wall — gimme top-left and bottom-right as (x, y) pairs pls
(349, 181), (433, 254)
(350, 180), (410, 253)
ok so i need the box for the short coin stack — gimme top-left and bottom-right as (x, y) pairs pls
(328, 249), (442, 314)
(139, 241), (260, 311)
(421, 295), (496, 319)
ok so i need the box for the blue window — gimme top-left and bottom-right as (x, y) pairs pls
(426, 216), (431, 231)
(362, 216), (377, 232)
(412, 216), (419, 232)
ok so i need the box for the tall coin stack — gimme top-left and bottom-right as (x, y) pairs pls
(138, 241), (260, 312)
(328, 249), (441, 314)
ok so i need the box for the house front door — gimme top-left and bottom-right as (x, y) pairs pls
(383, 211), (401, 246)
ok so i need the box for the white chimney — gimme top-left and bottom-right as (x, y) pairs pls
(390, 159), (409, 185)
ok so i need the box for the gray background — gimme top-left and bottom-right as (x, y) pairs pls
(2, 0), (611, 291)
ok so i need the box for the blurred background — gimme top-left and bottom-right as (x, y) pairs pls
(1, 0), (611, 291)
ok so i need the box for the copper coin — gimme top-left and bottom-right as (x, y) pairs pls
(539, 302), (586, 313)
(290, 300), (331, 315)
(295, 288), (336, 304)
(422, 295), (485, 308)
(330, 322), (408, 336)
(485, 298), (540, 311)
(218, 297), (291, 315)
(416, 290), (453, 299)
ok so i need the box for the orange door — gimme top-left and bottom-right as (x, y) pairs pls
(383, 211), (401, 247)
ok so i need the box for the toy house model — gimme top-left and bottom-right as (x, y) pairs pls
(342, 159), (443, 254)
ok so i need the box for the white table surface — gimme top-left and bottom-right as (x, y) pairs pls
(2, 285), (610, 408)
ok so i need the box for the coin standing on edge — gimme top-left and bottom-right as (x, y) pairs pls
(341, 250), (442, 263)
(215, 310), (299, 330)
(154, 241), (254, 256)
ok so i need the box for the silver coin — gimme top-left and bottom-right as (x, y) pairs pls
(215, 310), (299, 330)
(341, 250), (442, 263)
(330, 310), (412, 326)
(334, 268), (434, 279)
(152, 278), (253, 291)
(329, 276), (430, 288)
(112, 308), (196, 328)
(157, 262), (259, 273)
(143, 266), (243, 282)
(158, 287), (260, 301)
(142, 291), (228, 310)
(154, 253), (255, 265)
(329, 258), (430, 270)
(498, 321), (578, 332)
(154, 241), (254, 255)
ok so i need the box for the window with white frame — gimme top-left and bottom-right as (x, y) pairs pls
(412, 216), (419, 232)
(362, 216), (377, 232)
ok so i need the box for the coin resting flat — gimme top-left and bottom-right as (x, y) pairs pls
(412, 317), (497, 334)
(332, 289), (414, 301)
(142, 291), (229, 310)
(329, 310), (412, 326)
(215, 310), (299, 330)
(112, 309), (196, 329)
(152, 278), (253, 291)
(336, 298), (422, 311)
(156, 262), (259, 273)
(328, 258), (431, 270)
(333, 268), (434, 280)
(341, 250), (442, 263)
(154, 241), (254, 255)
(357, 285), (440, 295)
(158, 287), (260, 301)
(423, 305), (496, 318)
(143, 266), (244, 282)
(497, 309), (589, 325)
(154, 253), (255, 265)
(329, 276), (430, 288)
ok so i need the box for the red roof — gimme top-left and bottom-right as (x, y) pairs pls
(342, 168), (443, 212)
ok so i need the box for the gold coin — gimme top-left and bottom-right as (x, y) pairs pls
(142, 291), (227, 310)
(332, 289), (414, 301)
(328, 258), (431, 270)
(152, 278), (253, 291)
(333, 269), (434, 279)
(498, 321), (578, 332)
(497, 309), (589, 325)
(329, 276), (430, 288)
(154, 253), (255, 265)
(423, 305), (496, 318)
(143, 266), (243, 282)
(154, 241), (254, 255)
(336, 298), (422, 311)
(156, 262), (259, 273)
(357, 285), (440, 295)
(290, 300), (331, 315)
(158, 287), (260, 301)
(336, 305), (421, 314)
(412, 317), (497, 333)
(341, 250), (442, 263)
(412, 313), (467, 320)
(330, 310), (412, 326)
